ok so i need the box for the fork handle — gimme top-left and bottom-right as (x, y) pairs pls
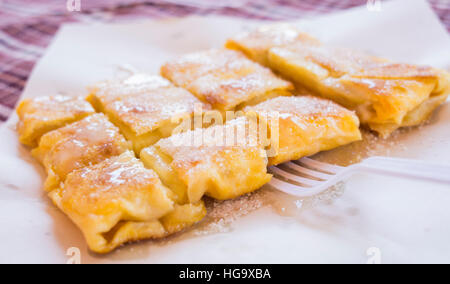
(357, 157), (450, 184)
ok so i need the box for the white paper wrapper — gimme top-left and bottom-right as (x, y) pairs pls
(0, 0), (449, 263)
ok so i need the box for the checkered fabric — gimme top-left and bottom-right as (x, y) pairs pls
(0, 0), (449, 121)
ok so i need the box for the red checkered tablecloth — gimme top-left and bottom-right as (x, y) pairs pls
(0, 0), (449, 121)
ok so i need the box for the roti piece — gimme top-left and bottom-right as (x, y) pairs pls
(141, 117), (272, 204)
(32, 113), (131, 191)
(16, 96), (95, 147)
(245, 96), (362, 166)
(226, 23), (320, 67)
(87, 74), (210, 154)
(160, 49), (293, 111)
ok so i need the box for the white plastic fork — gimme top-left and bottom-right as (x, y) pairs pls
(269, 156), (450, 197)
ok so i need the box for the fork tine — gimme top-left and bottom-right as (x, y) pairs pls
(269, 158), (349, 197)
(268, 177), (311, 195)
(299, 157), (343, 174)
(269, 177), (337, 197)
(269, 166), (320, 187)
(285, 162), (333, 180)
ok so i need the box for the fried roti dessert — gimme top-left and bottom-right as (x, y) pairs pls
(87, 74), (210, 154)
(245, 96), (362, 166)
(32, 113), (131, 191)
(49, 151), (206, 254)
(160, 49), (293, 111)
(227, 24), (450, 137)
(18, 24), (448, 254)
(16, 96), (95, 147)
(141, 117), (272, 204)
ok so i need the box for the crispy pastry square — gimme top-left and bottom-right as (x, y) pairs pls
(160, 49), (293, 111)
(226, 23), (321, 67)
(87, 74), (210, 154)
(228, 24), (450, 137)
(16, 96), (95, 147)
(245, 96), (362, 166)
(49, 151), (206, 254)
(32, 113), (131, 191)
(140, 117), (272, 204)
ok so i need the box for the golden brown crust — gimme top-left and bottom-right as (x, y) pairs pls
(88, 74), (208, 136)
(245, 96), (362, 165)
(16, 96), (95, 147)
(161, 49), (293, 111)
(32, 113), (131, 191)
(141, 117), (272, 203)
(50, 151), (176, 253)
(226, 23), (321, 66)
(87, 74), (211, 154)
